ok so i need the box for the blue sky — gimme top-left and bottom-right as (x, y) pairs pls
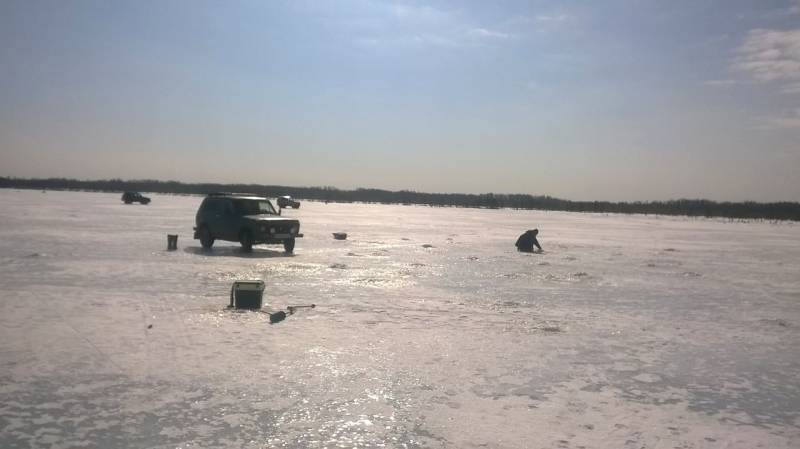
(1, 0), (798, 201)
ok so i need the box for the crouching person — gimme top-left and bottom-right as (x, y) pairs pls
(515, 229), (542, 253)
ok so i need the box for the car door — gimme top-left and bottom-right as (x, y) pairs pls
(203, 198), (224, 237)
(218, 200), (240, 241)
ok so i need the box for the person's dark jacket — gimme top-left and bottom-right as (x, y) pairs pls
(515, 231), (542, 252)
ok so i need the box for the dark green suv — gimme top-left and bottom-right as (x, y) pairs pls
(193, 193), (303, 253)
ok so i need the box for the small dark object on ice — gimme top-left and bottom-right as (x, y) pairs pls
(422, 244), (434, 248)
(269, 304), (316, 324)
(147, 324), (153, 329)
(333, 232), (347, 240)
(269, 311), (287, 324)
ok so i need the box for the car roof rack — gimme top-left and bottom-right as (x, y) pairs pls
(206, 192), (263, 197)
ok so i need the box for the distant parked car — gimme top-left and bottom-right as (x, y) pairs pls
(193, 193), (303, 253)
(121, 192), (150, 204)
(277, 195), (300, 209)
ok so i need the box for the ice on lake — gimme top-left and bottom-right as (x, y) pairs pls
(1, 189), (799, 448)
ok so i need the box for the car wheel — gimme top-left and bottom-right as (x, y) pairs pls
(199, 226), (214, 249)
(240, 230), (253, 252)
(283, 237), (295, 253)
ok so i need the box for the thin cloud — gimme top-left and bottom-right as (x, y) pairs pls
(535, 14), (568, 23)
(733, 28), (800, 82)
(469, 28), (509, 39)
(506, 13), (570, 32)
(309, 1), (514, 49)
(787, 0), (800, 15)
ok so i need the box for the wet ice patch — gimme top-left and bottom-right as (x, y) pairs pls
(633, 373), (663, 383)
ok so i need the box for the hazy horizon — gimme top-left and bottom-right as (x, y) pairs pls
(2, 0), (799, 202)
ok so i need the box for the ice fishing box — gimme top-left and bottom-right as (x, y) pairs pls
(230, 280), (265, 309)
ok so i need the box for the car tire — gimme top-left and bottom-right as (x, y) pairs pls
(240, 230), (253, 252)
(199, 226), (214, 249)
(283, 237), (295, 254)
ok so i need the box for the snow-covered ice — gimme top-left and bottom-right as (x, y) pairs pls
(1, 189), (799, 448)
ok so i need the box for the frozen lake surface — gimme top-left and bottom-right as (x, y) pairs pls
(1, 189), (798, 448)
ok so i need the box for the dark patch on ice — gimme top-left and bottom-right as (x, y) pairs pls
(401, 237), (411, 241)
(537, 261), (550, 266)
(663, 248), (678, 252)
(645, 259), (682, 268)
(686, 377), (800, 429)
(682, 271), (702, 277)
(421, 244), (434, 248)
(346, 252), (362, 257)
(329, 263), (347, 269)
(563, 256), (577, 261)
(466, 256), (479, 261)
(0, 375), (286, 449)
(572, 272), (589, 277)
(759, 318), (790, 328)
(24, 252), (45, 258)
(580, 383), (607, 392)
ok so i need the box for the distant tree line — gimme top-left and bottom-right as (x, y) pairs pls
(1, 177), (798, 221)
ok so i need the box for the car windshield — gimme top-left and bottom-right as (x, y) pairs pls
(233, 199), (277, 215)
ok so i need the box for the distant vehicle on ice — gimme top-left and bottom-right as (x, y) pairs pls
(194, 193), (303, 253)
(121, 192), (151, 205)
(277, 195), (301, 209)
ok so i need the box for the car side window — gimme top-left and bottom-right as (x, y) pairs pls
(204, 198), (222, 214)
